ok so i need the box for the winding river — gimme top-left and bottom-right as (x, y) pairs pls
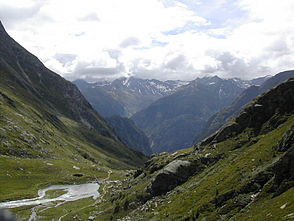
(0, 183), (100, 209)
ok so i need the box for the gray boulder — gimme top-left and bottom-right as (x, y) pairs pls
(147, 160), (198, 196)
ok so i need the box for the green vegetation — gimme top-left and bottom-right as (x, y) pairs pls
(94, 79), (294, 220)
(97, 114), (293, 221)
(0, 22), (293, 220)
(0, 83), (136, 220)
(0, 22), (146, 220)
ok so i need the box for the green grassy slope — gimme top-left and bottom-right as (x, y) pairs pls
(0, 20), (146, 212)
(94, 79), (294, 221)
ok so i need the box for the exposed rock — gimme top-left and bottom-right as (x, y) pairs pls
(213, 190), (237, 208)
(200, 154), (223, 165)
(270, 143), (294, 196)
(239, 171), (273, 194)
(202, 78), (294, 146)
(277, 126), (294, 152)
(147, 160), (198, 196)
(19, 131), (37, 144)
(196, 71), (294, 145)
(174, 153), (189, 160)
(144, 152), (172, 174)
(106, 116), (152, 155)
(88, 216), (95, 221)
(133, 169), (143, 178)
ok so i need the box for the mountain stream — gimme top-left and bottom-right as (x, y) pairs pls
(0, 183), (100, 220)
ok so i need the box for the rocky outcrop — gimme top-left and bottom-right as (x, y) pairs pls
(106, 116), (152, 156)
(196, 70), (294, 144)
(201, 78), (294, 146)
(270, 126), (294, 195)
(277, 126), (294, 152)
(147, 160), (199, 196)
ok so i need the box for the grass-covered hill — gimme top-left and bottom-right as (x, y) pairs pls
(0, 20), (146, 207)
(95, 78), (294, 220)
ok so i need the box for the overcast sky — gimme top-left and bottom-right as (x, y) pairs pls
(1, 0), (294, 81)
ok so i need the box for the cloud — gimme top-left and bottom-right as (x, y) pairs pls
(0, 1), (44, 28)
(119, 37), (140, 48)
(202, 51), (270, 79)
(1, 0), (293, 81)
(54, 53), (77, 64)
(164, 54), (190, 71)
(79, 12), (100, 22)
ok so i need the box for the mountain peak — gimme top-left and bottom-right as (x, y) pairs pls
(0, 20), (5, 31)
(0, 21), (9, 38)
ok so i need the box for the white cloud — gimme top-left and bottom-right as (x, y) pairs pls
(0, 0), (293, 81)
(119, 37), (140, 48)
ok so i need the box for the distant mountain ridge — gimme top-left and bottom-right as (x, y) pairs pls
(105, 76), (294, 221)
(196, 70), (294, 143)
(74, 75), (270, 154)
(74, 75), (269, 118)
(99, 77), (188, 97)
(132, 76), (254, 153)
(73, 79), (126, 117)
(106, 116), (152, 156)
(74, 77), (189, 117)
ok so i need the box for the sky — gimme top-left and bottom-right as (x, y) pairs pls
(1, 0), (294, 81)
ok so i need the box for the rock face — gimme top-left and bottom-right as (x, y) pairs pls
(201, 78), (294, 145)
(197, 70), (294, 144)
(101, 77), (294, 221)
(147, 160), (197, 196)
(277, 126), (294, 152)
(73, 79), (126, 117)
(271, 126), (294, 195)
(132, 76), (248, 153)
(106, 116), (152, 156)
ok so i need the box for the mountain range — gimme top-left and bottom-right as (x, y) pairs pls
(74, 75), (270, 154)
(74, 77), (188, 117)
(132, 76), (261, 153)
(1, 19), (293, 221)
(100, 77), (294, 220)
(196, 70), (294, 143)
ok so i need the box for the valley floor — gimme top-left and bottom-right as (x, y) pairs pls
(0, 155), (127, 220)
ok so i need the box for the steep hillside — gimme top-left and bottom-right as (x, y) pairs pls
(0, 20), (146, 208)
(73, 79), (126, 117)
(197, 70), (294, 143)
(93, 78), (294, 221)
(106, 116), (152, 156)
(132, 76), (248, 153)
